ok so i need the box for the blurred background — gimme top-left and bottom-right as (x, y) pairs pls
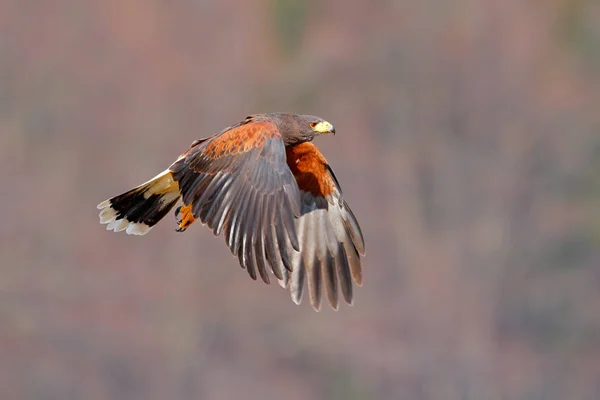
(1, 0), (600, 399)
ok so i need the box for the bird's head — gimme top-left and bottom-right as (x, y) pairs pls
(267, 113), (335, 146)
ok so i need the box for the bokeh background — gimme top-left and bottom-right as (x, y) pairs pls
(2, 1), (600, 399)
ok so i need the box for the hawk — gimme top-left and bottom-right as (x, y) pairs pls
(97, 113), (365, 310)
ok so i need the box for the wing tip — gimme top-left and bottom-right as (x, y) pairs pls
(291, 289), (303, 305)
(352, 268), (363, 287)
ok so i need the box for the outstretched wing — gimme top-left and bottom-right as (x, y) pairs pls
(169, 115), (302, 283)
(281, 142), (365, 310)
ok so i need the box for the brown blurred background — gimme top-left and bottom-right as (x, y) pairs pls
(1, 1), (600, 399)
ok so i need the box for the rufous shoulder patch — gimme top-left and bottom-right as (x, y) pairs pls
(286, 142), (335, 198)
(203, 120), (280, 159)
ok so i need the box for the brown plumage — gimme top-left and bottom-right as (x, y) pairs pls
(97, 113), (365, 310)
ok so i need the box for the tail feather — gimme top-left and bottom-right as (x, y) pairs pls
(97, 170), (180, 235)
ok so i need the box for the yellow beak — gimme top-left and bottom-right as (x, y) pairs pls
(312, 120), (335, 135)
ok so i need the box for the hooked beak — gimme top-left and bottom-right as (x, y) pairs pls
(312, 120), (336, 135)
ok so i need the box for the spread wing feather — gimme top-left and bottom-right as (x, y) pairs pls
(169, 118), (364, 310)
(170, 117), (301, 282)
(279, 142), (365, 310)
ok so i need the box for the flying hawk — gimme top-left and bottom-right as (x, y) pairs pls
(97, 113), (365, 310)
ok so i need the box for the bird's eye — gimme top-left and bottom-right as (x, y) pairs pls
(310, 122), (318, 128)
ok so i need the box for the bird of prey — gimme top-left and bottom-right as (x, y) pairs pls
(97, 113), (365, 310)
